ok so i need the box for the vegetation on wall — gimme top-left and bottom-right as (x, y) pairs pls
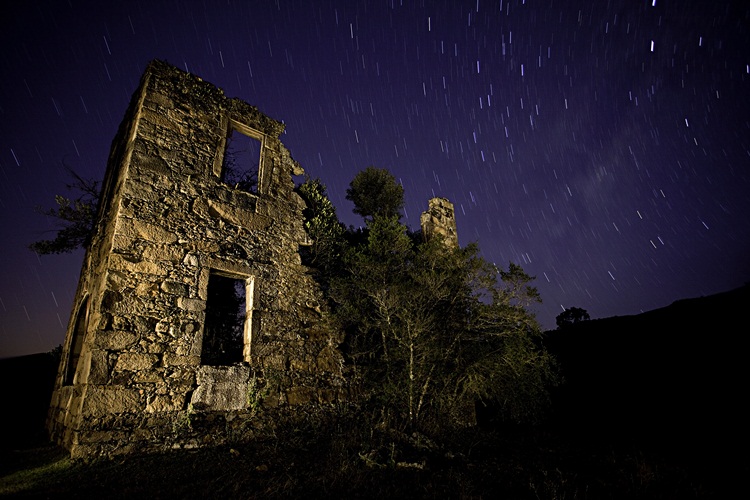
(298, 168), (559, 436)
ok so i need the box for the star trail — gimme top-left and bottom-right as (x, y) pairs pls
(1, 0), (749, 357)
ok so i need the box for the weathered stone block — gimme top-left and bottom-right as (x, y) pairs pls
(286, 386), (316, 405)
(78, 430), (118, 444)
(155, 319), (171, 334)
(316, 346), (342, 373)
(144, 245), (186, 264)
(290, 357), (311, 371)
(260, 354), (288, 371)
(135, 282), (160, 297)
(191, 365), (252, 411)
(109, 253), (163, 275)
(135, 151), (172, 176)
(206, 199), (254, 227)
(160, 280), (188, 295)
(96, 330), (138, 350)
(163, 353), (200, 367)
(87, 349), (111, 384)
(114, 352), (159, 372)
(146, 394), (185, 413)
(182, 253), (199, 267)
(177, 296), (205, 312)
(117, 217), (178, 245)
(81, 387), (141, 417)
(133, 371), (163, 383)
(165, 368), (196, 387)
(144, 91), (173, 110)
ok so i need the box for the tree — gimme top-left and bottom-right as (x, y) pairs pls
(345, 166), (404, 221)
(555, 307), (591, 329)
(331, 170), (559, 433)
(29, 167), (100, 255)
(297, 178), (346, 287)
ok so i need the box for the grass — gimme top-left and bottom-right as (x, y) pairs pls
(1, 414), (736, 499)
(1, 352), (745, 498)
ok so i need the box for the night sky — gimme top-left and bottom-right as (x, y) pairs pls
(2, 0), (749, 358)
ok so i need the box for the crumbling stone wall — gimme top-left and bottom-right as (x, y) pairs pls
(420, 197), (458, 247)
(48, 60), (346, 458)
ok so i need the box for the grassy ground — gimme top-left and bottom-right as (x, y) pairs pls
(1, 415), (741, 499)
(1, 352), (745, 498)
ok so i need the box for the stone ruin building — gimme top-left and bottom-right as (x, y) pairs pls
(48, 60), (458, 458)
(420, 197), (459, 248)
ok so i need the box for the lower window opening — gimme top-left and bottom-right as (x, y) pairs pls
(202, 273), (248, 366)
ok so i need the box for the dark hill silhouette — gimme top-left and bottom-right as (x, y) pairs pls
(544, 284), (750, 457)
(0, 352), (58, 449)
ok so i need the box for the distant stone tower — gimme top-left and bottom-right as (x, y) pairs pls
(47, 60), (345, 457)
(420, 197), (459, 247)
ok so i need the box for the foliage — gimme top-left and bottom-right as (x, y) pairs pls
(296, 178), (347, 287)
(172, 403), (194, 435)
(302, 167), (560, 435)
(47, 344), (63, 363)
(556, 306), (591, 329)
(29, 168), (100, 255)
(345, 166), (405, 221)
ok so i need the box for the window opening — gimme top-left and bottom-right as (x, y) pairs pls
(64, 296), (88, 385)
(202, 273), (254, 365)
(222, 128), (261, 193)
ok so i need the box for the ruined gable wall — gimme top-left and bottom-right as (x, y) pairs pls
(47, 67), (154, 450)
(48, 61), (345, 457)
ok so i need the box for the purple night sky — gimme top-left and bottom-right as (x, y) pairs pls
(2, 0), (749, 358)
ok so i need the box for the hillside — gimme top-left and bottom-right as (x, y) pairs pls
(0, 352), (58, 450)
(544, 284), (750, 454)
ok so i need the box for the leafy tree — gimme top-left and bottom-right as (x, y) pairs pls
(329, 172), (559, 434)
(555, 307), (591, 329)
(345, 166), (404, 221)
(297, 179), (346, 287)
(29, 168), (100, 255)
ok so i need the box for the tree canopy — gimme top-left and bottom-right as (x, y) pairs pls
(556, 307), (591, 329)
(29, 168), (99, 255)
(302, 170), (559, 434)
(345, 166), (405, 221)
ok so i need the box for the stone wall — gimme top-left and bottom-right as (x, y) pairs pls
(420, 197), (459, 247)
(47, 60), (346, 458)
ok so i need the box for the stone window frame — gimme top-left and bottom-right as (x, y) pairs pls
(213, 118), (266, 196)
(200, 269), (257, 365)
(64, 294), (90, 386)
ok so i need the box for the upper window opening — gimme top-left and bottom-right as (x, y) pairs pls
(202, 272), (255, 366)
(222, 127), (261, 194)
